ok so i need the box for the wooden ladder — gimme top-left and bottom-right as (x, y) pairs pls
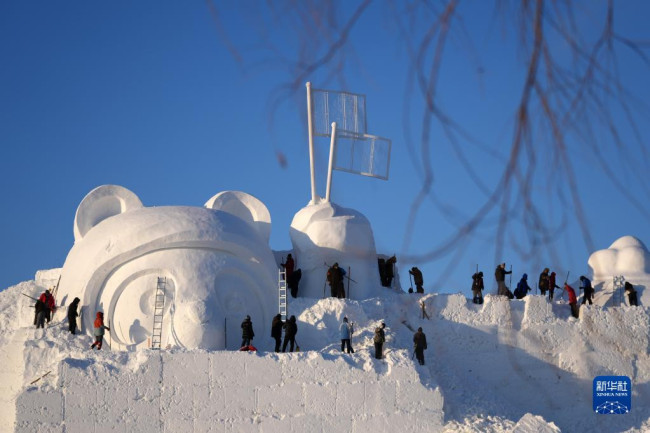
(151, 277), (166, 350)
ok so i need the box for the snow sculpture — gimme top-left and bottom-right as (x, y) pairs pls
(587, 235), (650, 306)
(588, 236), (650, 278)
(289, 201), (381, 299)
(57, 185), (277, 351)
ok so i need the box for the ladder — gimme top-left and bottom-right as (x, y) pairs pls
(278, 268), (288, 321)
(151, 277), (166, 350)
(613, 275), (625, 307)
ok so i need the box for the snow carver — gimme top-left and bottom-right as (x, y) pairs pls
(409, 267), (424, 294)
(538, 268), (550, 296)
(471, 271), (484, 304)
(241, 315), (255, 349)
(413, 327), (427, 366)
(495, 263), (513, 299)
(374, 322), (386, 359)
(90, 312), (110, 350)
(67, 297), (80, 334)
(548, 271), (560, 301)
(271, 314), (283, 352)
(514, 274), (531, 299)
(55, 185), (277, 351)
(339, 316), (355, 354)
(580, 276), (594, 305)
(565, 284), (579, 318)
(327, 263), (346, 298)
(282, 315), (298, 352)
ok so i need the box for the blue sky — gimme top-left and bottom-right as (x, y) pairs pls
(1, 1), (649, 293)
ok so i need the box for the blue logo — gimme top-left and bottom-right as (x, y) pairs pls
(593, 376), (631, 414)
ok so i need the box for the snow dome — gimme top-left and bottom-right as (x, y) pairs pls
(587, 235), (649, 306)
(289, 201), (381, 299)
(56, 185), (277, 351)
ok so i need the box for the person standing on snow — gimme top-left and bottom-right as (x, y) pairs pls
(90, 312), (110, 350)
(241, 315), (255, 348)
(471, 271), (484, 304)
(565, 284), (579, 318)
(413, 327), (428, 365)
(580, 276), (594, 305)
(625, 282), (639, 306)
(327, 263), (346, 299)
(538, 268), (550, 296)
(282, 315), (298, 352)
(409, 267), (424, 293)
(34, 299), (46, 329)
(271, 314), (283, 352)
(495, 263), (513, 298)
(39, 289), (56, 323)
(548, 271), (560, 301)
(339, 316), (355, 354)
(373, 322), (386, 359)
(514, 274), (531, 299)
(67, 297), (80, 335)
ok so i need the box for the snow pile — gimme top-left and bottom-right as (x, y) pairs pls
(4, 275), (650, 432)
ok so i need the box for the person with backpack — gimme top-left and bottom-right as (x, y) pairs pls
(538, 268), (550, 296)
(413, 327), (428, 365)
(565, 283), (579, 318)
(90, 312), (110, 350)
(409, 267), (424, 293)
(271, 314), (283, 352)
(495, 263), (513, 299)
(514, 274), (531, 299)
(625, 282), (639, 306)
(282, 315), (298, 352)
(339, 316), (355, 354)
(287, 268), (302, 298)
(548, 271), (560, 301)
(471, 271), (484, 304)
(373, 322), (386, 359)
(580, 276), (594, 305)
(67, 297), (80, 335)
(241, 315), (255, 348)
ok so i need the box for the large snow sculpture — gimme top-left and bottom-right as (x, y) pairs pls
(587, 235), (650, 306)
(289, 201), (381, 299)
(56, 185), (277, 351)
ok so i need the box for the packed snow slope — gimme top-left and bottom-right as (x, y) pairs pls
(2, 272), (650, 432)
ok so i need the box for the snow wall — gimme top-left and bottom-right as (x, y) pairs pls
(14, 351), (444, 433)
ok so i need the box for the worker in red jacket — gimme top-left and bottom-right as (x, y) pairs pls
(38, 289), (56, 323)
(565, 283), (579, 319)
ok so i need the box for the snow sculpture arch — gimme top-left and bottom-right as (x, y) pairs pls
(58, 185), (277, 351)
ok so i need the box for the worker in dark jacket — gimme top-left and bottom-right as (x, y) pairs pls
(39, 289), (56, 323)
(34, 299), (46, 329)
(471, 272), (484, 304)
(271, 314), (284, 352)
(327, 263), (346, 298)
(538, 268), (550, 296)
(625, 282), (639, 306)
(67, 297), (80, 334)
(580, 276), (594, 305)
(241, 315), (255, 348)
(373, 322), (386, 359)
(282, 315), (298, 352)
(409, 267), (424, 293)
(413, 327), (428, 365)
(514, 274), (531, 299)
(548, 271), (560, 301)
(495, 263), (513, 298)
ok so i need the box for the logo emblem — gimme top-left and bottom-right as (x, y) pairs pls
(593, 376), (631, 414)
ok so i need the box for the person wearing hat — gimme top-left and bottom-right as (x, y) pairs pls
(538, 268), (550, 296)
(339, 316), (355, 354)
(409, 267), (424, 294)
(373, 322), (386, 359)
(90, 312), (110, 350)
(327, 263), (346, 298)
(67, 297), (81, 335)
(580, 276), (594, 305)
(39, 289), (56, 323)
(471, 271), (484, 304)
(413, 327), (427, 365)
(241, 315), (255, 348)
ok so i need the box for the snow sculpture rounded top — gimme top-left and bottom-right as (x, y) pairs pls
(289, 201), (380, 299)
(588, 235), (650, 278)
(58, 185), (277, 351)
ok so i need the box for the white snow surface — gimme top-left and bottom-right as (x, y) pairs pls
(3, 271), (650, 432)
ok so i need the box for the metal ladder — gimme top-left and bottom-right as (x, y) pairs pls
(151, 277), (166, 349)
(613, 275), (625, 307)
(278, 268), (288, 321)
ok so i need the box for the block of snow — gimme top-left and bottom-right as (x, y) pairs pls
(290, 414), (324, 433)
(244, 355), (282, 388)
(257, 383), (303, 415)
(335, 381), (365, 417)
(226, 418), (260, 433)
(222, 385), (256, 418)
(364, 381), (397, 414)
(194, 419), (226, 433)
(15, 389), (62, 423)
(162, 352), (209, 386)
(304, 382), (336, 416)
(15, 421), (64, 433)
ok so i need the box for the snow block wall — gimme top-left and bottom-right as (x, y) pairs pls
(14, 351), (444, 433)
